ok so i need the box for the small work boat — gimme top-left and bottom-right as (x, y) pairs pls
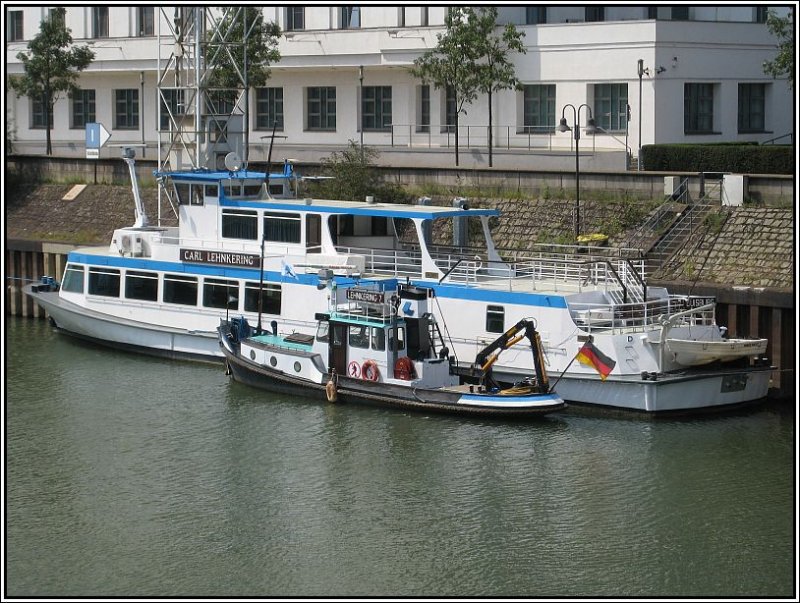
(665, 336), (768, 366)
(218, 282), (565, 418)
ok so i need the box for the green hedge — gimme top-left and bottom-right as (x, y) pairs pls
(641, 143), (793, 174)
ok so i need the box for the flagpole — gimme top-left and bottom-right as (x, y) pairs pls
(256, 237), (265, 335)
(548, 335), (593, 392)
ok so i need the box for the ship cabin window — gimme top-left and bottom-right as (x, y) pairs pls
(349, 325), (369, 349)
(264, 212), (301, 243)
(61, 264), (85, 293)
(486, 305), (505, 333)
(244, 282), (282, 314)
(222, 209), (259, 240)
(205, 184), (218, 199)
(125, 270), (158, 302)
(88, 267), (121, 298)
(163, 274), (198, 306)
(371, 327), (386, 351)
(174, 182), (204, 206)
(315, 320), (330, 343)
(203, 278), (238, 310)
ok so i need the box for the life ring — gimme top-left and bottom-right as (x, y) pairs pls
(362, 360), (380, 382)
(394, 357), (415, 381)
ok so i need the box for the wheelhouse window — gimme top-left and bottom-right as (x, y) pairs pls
(174, 182), (204, 206)
(349, 325), (369, 349)
(738, 83), (766, 133)
(264, 212), (301, 243)
(115, 89), (140, 130)
(203, 278), (238, 310)
(61, 264), (85, 293)
(486, 305), (505, 333)
(523, 84), (555, 133)
(389, 326), (405, 351)
(244, 282), (282, 314)
(593, 83), (628, 132)
(255, 87), (284, 130)
(71, 89), (96, 128)
(88, 267), (120, 297)
(125, 270), (158, 302)
(371, 327), (386, 351)
(361, 86), (392, 132)
(306, 87), (336, 131)
(163, 274), (197, 306)
(222, 209), (259, 240)
(684, 83), (715, 134)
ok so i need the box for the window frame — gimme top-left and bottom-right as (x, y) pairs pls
(114, 89), (140, 130)
(738, 83), (766, 133)
(124, 270), (159, 302)
(522, 84), (556, 134)
(163, 273), (198, 306)
(88, 267), (121, 298)
(138, 6), (155, 37)
(306, 86), (337, 131)
(361, 86), (392, 132)
(92, 6), (109, 39)
(593, 83), (629, 133)
(255, 87), (284, 130)
(71, 89), (96, 129)
(8, 10), (23, 42)
(684, 83), (715, 134)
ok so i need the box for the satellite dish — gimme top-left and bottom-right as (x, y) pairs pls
(224, 152), (243, 172)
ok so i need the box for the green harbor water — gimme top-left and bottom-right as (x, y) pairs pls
(5, 316), (796, 598)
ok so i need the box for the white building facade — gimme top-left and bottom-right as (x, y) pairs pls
(4, 5), (793, 171)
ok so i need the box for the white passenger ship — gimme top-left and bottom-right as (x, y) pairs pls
(26, 152), (771, 413)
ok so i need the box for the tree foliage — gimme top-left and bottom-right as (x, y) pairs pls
(205, 7), (282, 91)
(9, 8), (94, 155)
(763, 8), (794, 89)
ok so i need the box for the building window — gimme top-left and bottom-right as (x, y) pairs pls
(255, 87), (284, 130)
(31, 94), (53, 129)
(421, 7), (429, 27)
(159, 88), (185, 130)
(163, 274), (197, 306)
(207, 90), (236, 116)
(115, 89), (140, 129)
(526, 7), (547, 24)
(417, 85), (430, 133)
(523, 84), (556, 133)
(92, 6), (109, 38)
(286, 6), (304, 31)
(244, 282), (282, 314)
(671, 6), (689, 20)
(755, 6), (769, 23)
(8, 10), (23, 42)
(125, 270), (159, 302)
(585, 6), (604, 22)
(486, 305), (505, 333)
(684, 83), (714, 134)
(738, 84), (766, 132)
(306, 87), (336, 130)
(71, 89), (96, 129)
(362, 86), (392, 132)
(203, 278), (238, 310)
(138, 7), (155, 36)
(264, 212), (301, 243)
(222, 209), (259, 240)
(593, 83), (628, 132)
(61, 264), (85, 293)
(88, 267), (121, 298)
(341, 6), (360, 29)
(442, 85), (456, 133)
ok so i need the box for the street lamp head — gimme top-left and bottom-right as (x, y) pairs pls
(584, 118), (597, 135)
(557, 117), (570, 133)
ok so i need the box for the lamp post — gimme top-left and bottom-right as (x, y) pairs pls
(558, 103), (597, 241)
(637, 59), (649, 171)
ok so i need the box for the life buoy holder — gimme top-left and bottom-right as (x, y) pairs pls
(394, 357), (415, 381)
(362, 360), (380, 382)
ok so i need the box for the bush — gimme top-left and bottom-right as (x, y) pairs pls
(641, 143), (792, 174)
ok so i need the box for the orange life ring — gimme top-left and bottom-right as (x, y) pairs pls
(362, 360), (380, 382)
(394, 357), (415, 381)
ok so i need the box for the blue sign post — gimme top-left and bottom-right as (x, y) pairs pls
(85, 122), (111, 158)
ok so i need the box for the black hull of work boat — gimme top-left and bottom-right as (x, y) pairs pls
(221, 346), (565, 419)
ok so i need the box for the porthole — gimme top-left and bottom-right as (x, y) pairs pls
(250, 350), (256, 360)
(294, 361), (302, 373)
(270, 356), (278, 367)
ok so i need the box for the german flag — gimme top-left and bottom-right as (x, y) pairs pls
(576, 340), (616, 380)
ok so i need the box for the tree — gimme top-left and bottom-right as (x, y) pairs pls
(471, 8), (526, 167)
(9, 8), (94, 155)
(411, 8), (483, 167)
(763, 8), (794, 89)
(204, 7), (282, 162)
